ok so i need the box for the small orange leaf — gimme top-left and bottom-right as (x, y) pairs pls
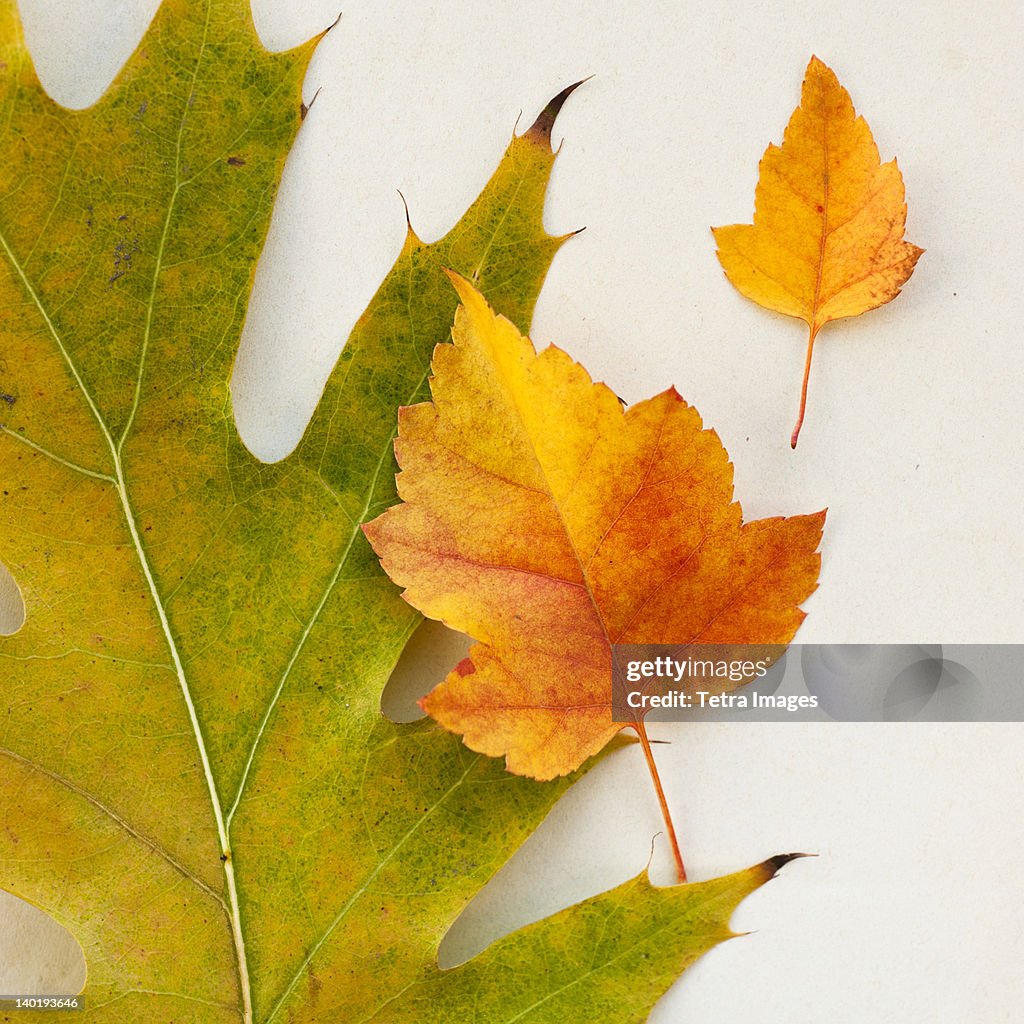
(713, 56), (923, 447)
(364, 274), (825, 788)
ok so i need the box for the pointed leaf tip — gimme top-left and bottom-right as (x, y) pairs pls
(763, 852), (815, 878)
(321, 10), (343, 39)
(524, 78), (591, 148)
(805, 55), (836, 82)
(396, 189), (422, 250)
(300, 85), (324, 120)
(443, 267), (485, 309)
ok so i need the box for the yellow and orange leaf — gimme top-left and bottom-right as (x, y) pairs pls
(364, 275), (825, 793)
(713, 56), (923, 447)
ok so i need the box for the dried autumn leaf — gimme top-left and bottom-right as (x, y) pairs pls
(0, 3), (805, 1017)
(364, 274), (825, 879)
(713, 56), (923, 447)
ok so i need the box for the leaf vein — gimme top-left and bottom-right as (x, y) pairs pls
(0, 744), (225, 909)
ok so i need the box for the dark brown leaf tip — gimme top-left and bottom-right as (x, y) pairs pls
(315, 10), (343, 42)
(300, 86), (323, 121)
(395, 189), (423, 251)
(763, 852), (815, 878)
(524, 77), (592, 149)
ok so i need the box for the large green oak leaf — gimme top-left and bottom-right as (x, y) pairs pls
(0, 2), (800, 1020)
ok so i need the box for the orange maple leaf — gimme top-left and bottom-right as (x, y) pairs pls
(713, 56), (923, 447)
(364, 274), (825, 880)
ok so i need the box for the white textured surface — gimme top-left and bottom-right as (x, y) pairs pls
(2, 0), (1023, 1018)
